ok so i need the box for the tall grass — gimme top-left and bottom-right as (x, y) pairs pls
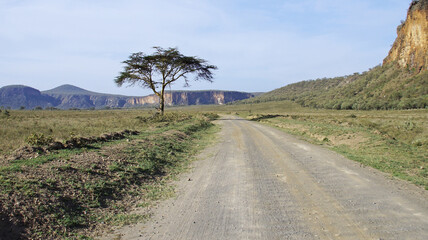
(0, 110), (151, 155)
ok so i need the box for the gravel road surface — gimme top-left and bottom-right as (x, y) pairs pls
(101, 116), (428, 240)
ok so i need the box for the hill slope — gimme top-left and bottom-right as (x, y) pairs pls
(241, 0), (428, 110)
(243, 64), (427, 110)
(0, 85), (58, 109)
(42, 85), (129, 109)
(42, 84), (110, 96)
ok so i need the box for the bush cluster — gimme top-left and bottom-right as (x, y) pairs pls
(26, 133), (54, 147)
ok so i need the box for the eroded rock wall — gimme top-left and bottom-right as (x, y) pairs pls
(383, 0), (428, 72)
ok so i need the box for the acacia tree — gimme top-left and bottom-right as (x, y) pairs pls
(115, 47), (217, 115)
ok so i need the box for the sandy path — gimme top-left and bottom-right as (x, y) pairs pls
(100, 116), (428, 240)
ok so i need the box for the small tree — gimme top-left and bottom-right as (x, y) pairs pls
(115, 47), (217, 115)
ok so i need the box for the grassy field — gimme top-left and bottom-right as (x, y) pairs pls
(201, 101), (428, 189)
(1, 103), (427, 238)
(0, 109), (155, 155)
(0, 110), (219, 239)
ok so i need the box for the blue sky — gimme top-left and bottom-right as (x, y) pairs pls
(0, 0), (410, 96)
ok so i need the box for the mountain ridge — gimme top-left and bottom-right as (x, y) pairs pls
(0, 84), (256, 109)
(42, 84), (110, 96)
(0, 85), (58, 109)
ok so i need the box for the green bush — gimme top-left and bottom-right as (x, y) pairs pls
(26, 133), (54, 147)
(136, 112), (192, 123)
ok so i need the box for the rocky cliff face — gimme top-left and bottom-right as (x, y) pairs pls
(125, 91), (254, 107)
(0, 85), (255, 109)
(383, 0), (428, 72)
(126, 95), (159, 106)
(46, 94), (129, 109)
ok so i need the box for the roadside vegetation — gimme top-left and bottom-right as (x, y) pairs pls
(0, 110), (218, 239)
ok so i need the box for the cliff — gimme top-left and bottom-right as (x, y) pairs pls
(44, 94), (129, 109)
(383, 0), (428, 72)
(126, 91), (254, 107)
(41, 84), (129, 109)
(0, 85), (256, 109)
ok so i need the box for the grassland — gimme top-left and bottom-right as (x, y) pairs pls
(199, 101), (428, 189)
(0, 110), (218, 239)
(0, 109), (154, 155)
(1, 102), (427, 238)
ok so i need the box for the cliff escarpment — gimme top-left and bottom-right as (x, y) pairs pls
(0, 84), (256, 109)
(383, 0), (428, 72)
(45, 94), (129, 109)
(126, 91), (254, 107)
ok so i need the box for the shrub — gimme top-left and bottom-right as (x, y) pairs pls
(136, 112), (192, 123)
(26, 133), (54, 147)
(2, 110), (10, 117)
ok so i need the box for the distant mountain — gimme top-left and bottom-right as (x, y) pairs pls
(0, 84), (256, 110)
(0, 85), (58, 109)
(41, 85), (129, 109)
(240, 0), (428, 110)
(132, 90), (255, 106)
(42, 84), (106, 96)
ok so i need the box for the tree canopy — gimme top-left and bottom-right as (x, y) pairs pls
(115, 47), (217, 114)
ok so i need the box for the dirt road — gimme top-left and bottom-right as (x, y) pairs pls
(101, 116), (428, 239)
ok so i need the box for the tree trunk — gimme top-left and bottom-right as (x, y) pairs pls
(159, 87), (165, 115)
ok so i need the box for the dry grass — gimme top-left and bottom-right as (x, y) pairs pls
(0, 109), (152, 155)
